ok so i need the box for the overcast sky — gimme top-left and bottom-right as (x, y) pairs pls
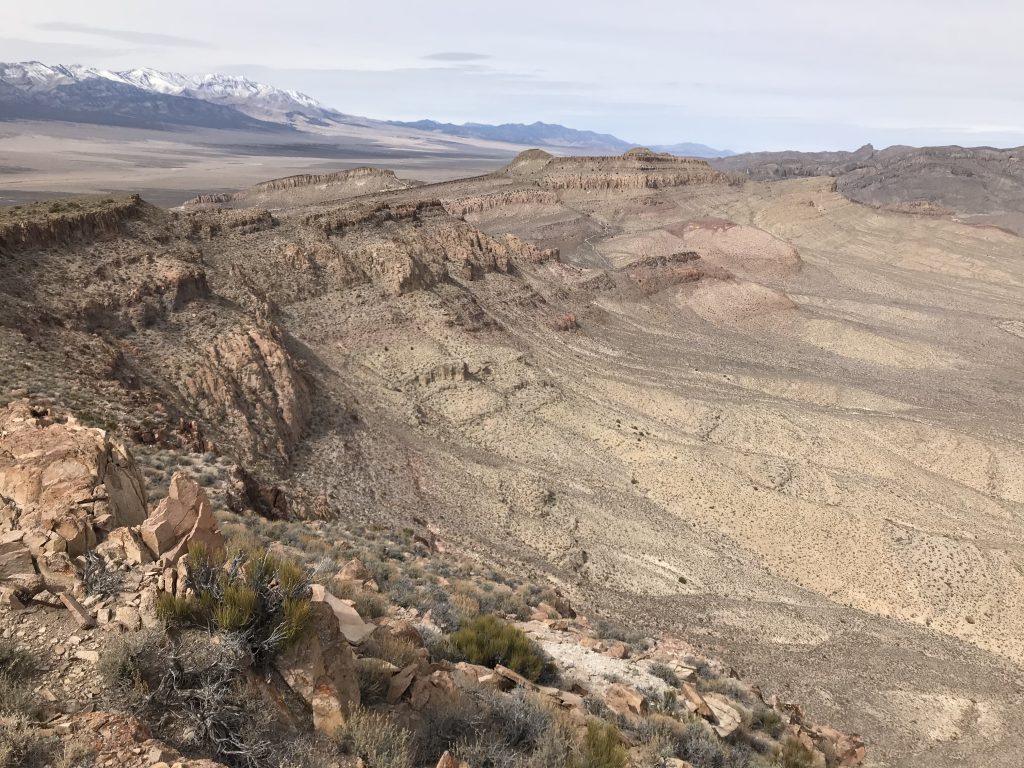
(3, 0), (1023, 152)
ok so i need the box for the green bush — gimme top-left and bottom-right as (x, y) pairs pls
(575, 722), (627, 768)
(160, 544), (314, 662)
(449, 615), (548, 681)
(356, 658), (393, 706)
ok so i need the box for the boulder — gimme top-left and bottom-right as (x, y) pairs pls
(337, 558), (371, 582)
(387, 663), (419, 705)
(604, 683), (648, 720)
(0, 534), (43, 595)
(376, 618), (425, 648)
(0, 401), (147, 554)
(703, 692), (742, 737)
(310, 583), (376, 644)
(604, 642), (629, 659)
(275, 600), (360, 737)
(139, 473), (224, 564)
(436, 751), (471, 768)
(95, 527), (152, 565)
(680, 683), (714, 719)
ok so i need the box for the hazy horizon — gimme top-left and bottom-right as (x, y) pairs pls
(3, 0), (1024, 153)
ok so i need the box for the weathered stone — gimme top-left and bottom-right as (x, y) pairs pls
(0, 537), (43, 595)
(376, 618), (425, 648)
(0, 401), (147, 537)
(60, 591), (96, 628)
(115, 605), (142, 631)
(309, 583), (376, 644)
(35, 551), (78, 592)
(139, 474), (224, 564)
(337, 558), (370, 582)
(275, 601), (359, 737)
(604, 641), (629, 659)
(605, 683), (648, 719)
(138, 585), (161, 628)
(96, 527), (152, 565)
(436, 751), (471, 768)
(680, 683), (714, 719)
(387, 663), (418, 704)
(703, 692), (742, 737)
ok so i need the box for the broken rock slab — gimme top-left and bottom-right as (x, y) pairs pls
(139, 473), (224, 564)
(310, 583), (376, 644)
(275, 600), (360, 737)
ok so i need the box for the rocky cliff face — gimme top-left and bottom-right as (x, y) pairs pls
(443, 189), (560, 216)
(179, 325), (311, 463)
(0, 194), (145, 253)
(496, 148), (727, 191)
(304, 200), (559, 295)
(182, 167), (412, 210)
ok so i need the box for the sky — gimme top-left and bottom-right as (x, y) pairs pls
(2, 0), (1023, 153)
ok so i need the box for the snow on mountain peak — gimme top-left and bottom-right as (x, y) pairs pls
(0, 61), (329, 121)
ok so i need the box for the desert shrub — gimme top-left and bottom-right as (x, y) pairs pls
(356, 658), (393, 706)
(778, 737), (814, 768)
(583, 694), (610, 718)
(102, 629), (272, 767)
(498, 590), (533, 621)
(98, 627), (168, 694)
(414, 692), (487, 763)
(699, 676), (757, 706)
(386, 576), (417, 608)
(0, 717), (54, 768)
(593, 618), (649, 649)
(527, 721), (574, 768)
(361, 632), (422, 669)
(81, 550), (124, 597)
(423, 629), (465, 664)
(160, 544), (313, 663)
(481, 688), (553, 752)
(328, 579), (389, 619)
(449, 615), (549, 681)
(575, 722), (627, 768)
(451, 590), (481, 621)
(0, 640), (33, 681)
(0, 642), (40, 720)
(648, 662), (681, 688)
(748, 706), (785, 738)
(422, 584), (460, 631)
(343, 709), (414, 768)
(674, 718), (739, 767)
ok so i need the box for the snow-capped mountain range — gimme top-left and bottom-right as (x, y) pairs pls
(0, 61), (345, 128)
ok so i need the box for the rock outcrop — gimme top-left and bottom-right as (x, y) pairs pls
(275, 599), (361, 736)
(0, 194), (144, 254)
(180, 324), (311, 462)
(139, 473), (224, 564)
(0, 401), (147, 557)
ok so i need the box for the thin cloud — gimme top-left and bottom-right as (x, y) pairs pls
(423, 52), (490, 62)
(36, 21), (210, 48)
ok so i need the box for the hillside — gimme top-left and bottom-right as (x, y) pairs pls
(714, 144), (1024, 233)
(1, 151), (1022, 767)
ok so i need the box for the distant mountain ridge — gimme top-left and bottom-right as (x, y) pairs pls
(387, 118), (734, 157)
(0, 61), (734, 157)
